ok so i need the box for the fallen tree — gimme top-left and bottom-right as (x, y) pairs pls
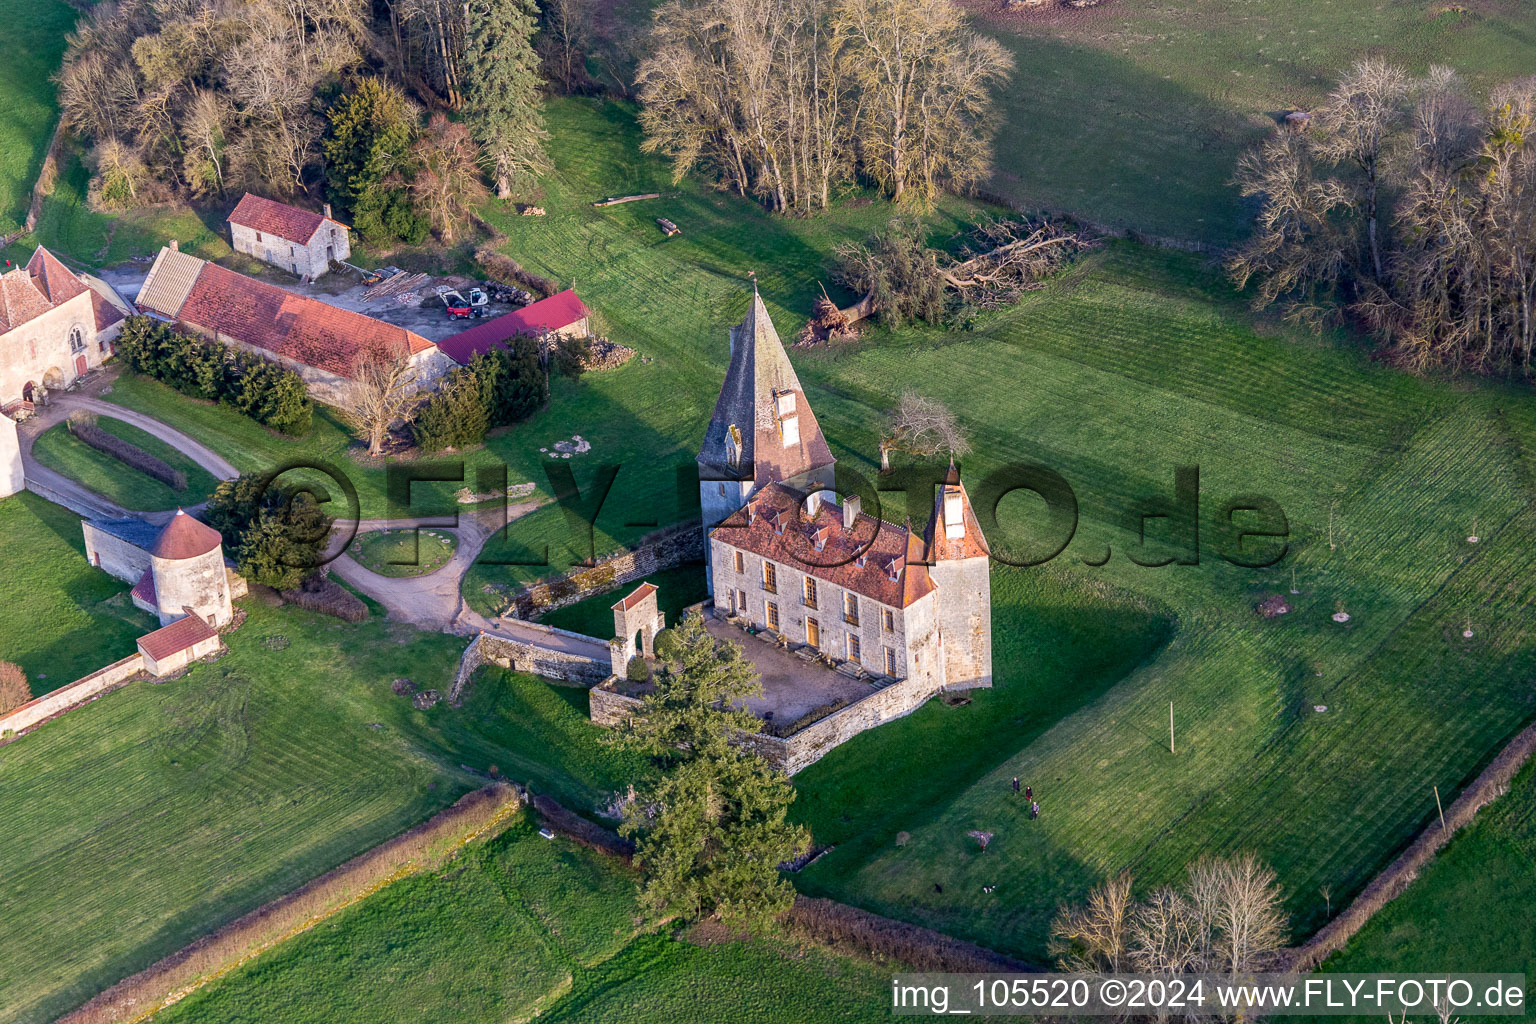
(807, 217), (1092, 341)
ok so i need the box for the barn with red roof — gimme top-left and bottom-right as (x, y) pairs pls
(438, 289), (592, 365)
(227, 193), (351, 279)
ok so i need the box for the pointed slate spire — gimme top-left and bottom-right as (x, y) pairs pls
(699, 289), (835, 490)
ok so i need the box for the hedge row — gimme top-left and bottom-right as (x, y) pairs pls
(281, 575), (369, 623)
(114, 316), (313, 436)
(67, 414), (186, 491)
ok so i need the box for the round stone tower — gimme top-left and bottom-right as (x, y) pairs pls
(149, 509), (232, 627)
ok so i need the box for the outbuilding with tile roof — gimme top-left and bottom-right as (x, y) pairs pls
(227, 193), (351, 279)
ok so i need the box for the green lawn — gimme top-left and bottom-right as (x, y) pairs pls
(972, 0), (1536, 244)
(1313, 760), (1536, 1018)
(537, 562), (710, 639)
(31, 416), (221, 512)
(0, 592), (649, 1024)
(152, 813), (894, 1024)
(0, 492), (157, 692)
(351, 527), (458, 577)
(0, 0), (72, 235)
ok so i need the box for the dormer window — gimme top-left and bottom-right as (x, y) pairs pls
(776, 391), (796, 417)
(885, 557), (900, 582)
(780, 414), (799, 447)
(771, 511), (786, 535)
(855, 553), (867, 568)
(944, 490), (965, 540)
(812, 527), (828, 552)
(726, 424), (742, 467)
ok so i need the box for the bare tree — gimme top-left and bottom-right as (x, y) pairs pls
(1210, 853), (1287, 974)
(0, 661), (30, 714)
(341, 343), (421, 457)
(1049, 873), (1133, 973)
(406, 114), (490, 242)
(879, 391), (970, 471)
(542, 0), (592, 92)
(1128, 886), (1203, 975)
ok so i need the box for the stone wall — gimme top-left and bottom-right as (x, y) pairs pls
(590, 669), (944, 776)
(929, 555), (993, 689)
(451, 629), (610, 704)
(506, 522), (705, 620)
(0, 412), (22, 498)
(152, 548), (233, 626)
(0, 654), (145, 739)
(140, 632), (222, 677)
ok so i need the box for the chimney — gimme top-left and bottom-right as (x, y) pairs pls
(168, 239), (179, 251)
(843, 494), (861, 531)
(804, 490), (822, 519)
(323, 203), (333, 220)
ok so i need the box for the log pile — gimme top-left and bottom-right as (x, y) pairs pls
(592, 193), (662, 207)
(362, 271), (431, 303)
(656, 217), (681, 237)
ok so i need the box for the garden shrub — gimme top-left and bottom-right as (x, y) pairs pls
(67, 413), (187, 491)
(281, 575), (368, 623)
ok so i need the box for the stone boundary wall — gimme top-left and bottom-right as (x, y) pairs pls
(451, 629), (609, 704)
(1283, 719), (1536, 971)
(0, 654), (145, 739)
(590, 671), (944, 776)
(506, 522), (703, 621)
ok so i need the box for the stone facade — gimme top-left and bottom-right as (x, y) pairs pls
(207, 330), (455, 410)
(608, 583), (665, 676)
(139, 631), (222, 676)
(82, 519), (156, 583)
(0, 411), (22, 498)
(82, 514), (234, 628)
(228, 198), (350, 279)
(150, 546), (234, 628)
(1, 250), (123, 409)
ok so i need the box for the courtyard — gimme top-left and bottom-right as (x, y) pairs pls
(702, 614), (882, 734)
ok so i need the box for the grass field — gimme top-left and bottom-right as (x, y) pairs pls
(153, 814), (894, 1024)
(0, 0), (73, 235)
(56, 99), (1536, 966)
(0, 492), (157, 691)
(31, 416), (221, 512)
(970, 0), (1536, 243)
(351, 528), (459, 577)
(1312, 760), (1536, 1017)
(0, 591), (651, 1024)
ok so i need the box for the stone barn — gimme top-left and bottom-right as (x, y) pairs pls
(135, 246), (454, 408)
(1, 246), (128, 413)
(227, 193), (351, 279)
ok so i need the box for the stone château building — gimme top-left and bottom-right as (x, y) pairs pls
(1, 246), (128, 413)
(700, 290), (993, 692)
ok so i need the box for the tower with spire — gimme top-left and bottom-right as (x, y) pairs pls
(698, 287), (837, 587)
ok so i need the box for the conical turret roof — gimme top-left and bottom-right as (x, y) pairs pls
(151, 509), (223, 560)
(698, 290), (835, 488)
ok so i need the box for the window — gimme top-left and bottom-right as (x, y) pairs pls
(255, 230), (263, 242)
(807, 618), (820, 649)
(843, 592), (859, 626)
(885, 647), (897, 675)
(847, 633), (861, 662)
(762, 561), (777, 593)
(719, 483), (727, 496)
(737, 589), (747, 614)
(766, 601), (780, 632)
(733, 550), (744, 574)
(883, 608), (895, 632)
(803, 577), (817, 609)
(289, 246), (295, 256)
(68, 326), (85, 353)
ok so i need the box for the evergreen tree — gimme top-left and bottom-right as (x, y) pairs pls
(470, 338), (548, 426)
(322, 79), (426, 243)
(207, 475), (335, 591)
(413, 368), (491, 451)
(462, 0), (549, 198)
(616, 613), (810, 928)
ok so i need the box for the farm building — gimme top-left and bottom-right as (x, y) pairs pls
(437, 289), (592, 365)
(134, 245), (455, 408)
(227, 193), (351, 279)
(83, 509), (235, 629)
(0, 246), (130, 414)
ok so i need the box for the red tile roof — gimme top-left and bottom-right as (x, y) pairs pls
(131, 568), (156, 606)
(138, 613), (218, 661)
(151, 510), (223, 560)
(228, 193), (338, 245)
(0, 247), (89, 333)
(89, 288), (126, 332)
(614, 582), (658, 612)
(712, 483), (935, 608)
(438, 290), (591, 364)
(922, 467), (990, 562)
(172, 261), (435, 378)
